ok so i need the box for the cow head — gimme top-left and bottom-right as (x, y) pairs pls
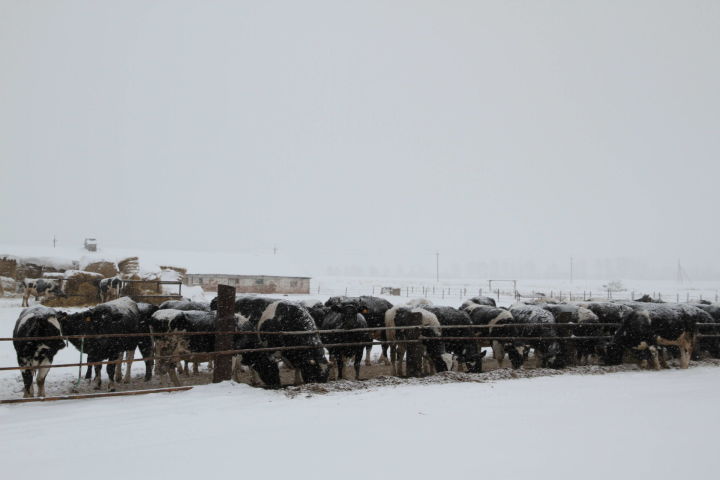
(297, 351), (330, 383)
(464, 349), (487, 373)
(541, 341), (567, 369)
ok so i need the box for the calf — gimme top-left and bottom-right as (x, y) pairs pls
(13, 306), (66, 397)
(98, 277), (122, 303)
(21, 278), (65, 307)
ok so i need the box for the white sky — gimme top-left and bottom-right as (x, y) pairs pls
(1, 1), (718, 279)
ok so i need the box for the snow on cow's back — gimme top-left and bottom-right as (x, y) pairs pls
(16, 305), (60, 331)
(99, 296), (140, 316)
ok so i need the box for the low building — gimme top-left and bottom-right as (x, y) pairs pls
(185, 273), (310, 294)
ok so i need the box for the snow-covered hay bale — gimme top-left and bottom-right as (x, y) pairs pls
(83, 261), (119, 278)
(44, 270), (103, 307)
(159, 265), (187, 276)
(123, 274), (161, 297)
(117, 257), (140, 276)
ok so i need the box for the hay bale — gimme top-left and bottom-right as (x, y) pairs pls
(44, 270), (104, 307)
(118, 257), (140, 276)
(83, 261), (119, 277)
(123, 274), (161, 298)
(159, 265), (187, 276)
(0, 256), (18, 278)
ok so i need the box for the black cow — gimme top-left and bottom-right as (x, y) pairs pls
(418, 305), (485, 373)
(257, 300), (329, 385)
(541, 304), (602, 365)
(317, 299), (372, 380)
(465, 304), (515, 367)
(58, 297), (148, 390)
(325, 296), (394, 365)
(13, 306), (66, 397)
(507, 303), (566, 369)
(603, 302), (700, 369)
(21, 278), (65, 307)
(98, 277), (122, 303)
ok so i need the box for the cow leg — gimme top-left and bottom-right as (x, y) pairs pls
(354, 350), (362, 380)
(396, 343), (407, 376)
(648, 346), (661, 370)
(93, 363), (102, 390)
(36, 358), (51, 397)
(138, 338), (153, 382)
(293, 368), (302, 385)
(493, 341), (505, 368)
(336, 356), (344, 380)
(192, 361), (200, 375)
(21, 364), (34, 398)
(114, 352), (124, 383)
(122, 349), (134, 383)
(364, 345), (372, 366)
(250, 368), (260, 386)
(380, 341), (390, 365)
(168, 368), (181, 387)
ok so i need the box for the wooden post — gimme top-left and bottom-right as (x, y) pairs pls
(213, 284), (235, 383)
(405, 313), (423, 377)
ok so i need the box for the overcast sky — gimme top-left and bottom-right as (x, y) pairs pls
(1, 1), (718, 279)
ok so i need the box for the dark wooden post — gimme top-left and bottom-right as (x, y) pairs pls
(405, 311), (423, 377)
(213, 284), (235, 383)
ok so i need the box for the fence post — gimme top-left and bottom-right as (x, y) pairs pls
(480, 288), (482, 296)
(213, 284), (235, 383)
(372, 286), (375, 295)
(405, 317), (423, 377)
(677, 293), (679, 303)
(687, 293), (690, 303)
(497, 289), (500, 302)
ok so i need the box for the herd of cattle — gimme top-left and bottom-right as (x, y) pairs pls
(11, 293), (720, 398)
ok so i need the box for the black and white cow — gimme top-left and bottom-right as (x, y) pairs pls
(21, 278), (65, 307)
(417, 305), (485, 373)
(324, 296), (394, 366)
(464, 304), (515, 367)
(257, 300), (330, 385)
(602, 302), (701, 369)
(13, 306), (66, 397)
(460, 296), (497, 310)
(158, 299), (211, 311)
(507, 303), (566, 369)
(388, 306), (450, 376)
(316, 299), (372, 380)
(541, 303), (602, 365)
(98, 277), (122, 303)
(384, 298), (433, 375)
(58, 297), (149, 390)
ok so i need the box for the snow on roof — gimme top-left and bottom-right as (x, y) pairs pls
(0, 244), (309, 279)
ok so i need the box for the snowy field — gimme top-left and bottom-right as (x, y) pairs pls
(1, 366), (719, 479)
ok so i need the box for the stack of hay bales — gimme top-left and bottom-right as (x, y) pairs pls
(118, 257), (140, 276)
(44, 270), (103, 308)
(83, 260), (119, 278)
(122, 273), (162, 299)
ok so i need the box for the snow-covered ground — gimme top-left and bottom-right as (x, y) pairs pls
(1, 366), (718, 479)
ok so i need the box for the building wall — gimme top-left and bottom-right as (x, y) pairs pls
(185, 274), (310, 294)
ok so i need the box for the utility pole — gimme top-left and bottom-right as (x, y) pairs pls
(570, 256), (573, 284)
(53, 235), (56, 248)
(273, 245), (277, 255)
(435, 251), (439, 283)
